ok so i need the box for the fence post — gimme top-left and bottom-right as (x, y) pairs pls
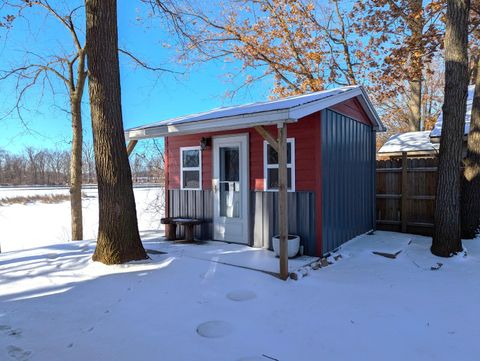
(401, 152), (408, 233)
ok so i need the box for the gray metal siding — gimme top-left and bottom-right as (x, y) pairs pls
(168, 189), (316, 254)
(250, 191), (316, 255)
(321, 109), (375, 253)
(168, 189), (213, 240)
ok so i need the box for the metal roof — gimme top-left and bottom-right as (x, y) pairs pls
(378, 131), (439, 156)
(126, 85), (384, 140)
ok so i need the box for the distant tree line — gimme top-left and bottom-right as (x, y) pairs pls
(0, 143), (163, 186)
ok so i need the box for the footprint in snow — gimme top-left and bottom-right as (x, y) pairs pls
(196, 321), (233, 339)
(1, 325), (22, 338)
(7, 345), (31, 361)
(226, 290), (257, 302)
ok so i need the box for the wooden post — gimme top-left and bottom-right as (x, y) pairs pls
(254, 124), (289, 280)
(401, 151), (408, 233)
(126, 140), (138, 156)
(278, 123), (288, 280)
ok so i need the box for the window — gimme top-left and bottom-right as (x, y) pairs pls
(263, 138), (295, 191)
(180, 146), (202, 190)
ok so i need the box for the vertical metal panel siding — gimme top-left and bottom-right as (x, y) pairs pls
(168, 189), (213, 240)
(250, 191), (316, 255)
(168, 189), (316, 253)
(321, 109), (375, 254)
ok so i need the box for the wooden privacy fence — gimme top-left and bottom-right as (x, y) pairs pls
(376, 154), (438, 236)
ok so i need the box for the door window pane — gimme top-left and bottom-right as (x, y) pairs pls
(219, 145), (240, 218)
(220, 147), (239, 182)
(219, 182), (240, 218)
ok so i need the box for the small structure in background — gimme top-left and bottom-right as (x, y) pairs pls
(379, 84), (475, 160)
(126, 85), (384, 277)
(378, 131), (439, 159)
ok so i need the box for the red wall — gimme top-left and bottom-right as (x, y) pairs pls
(166, 112), (321, 192)
(330, 98), (373, 126)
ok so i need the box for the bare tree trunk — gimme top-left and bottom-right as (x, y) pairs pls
(406, 0), (423, 131)
(70, 100), (83, 240)
(432, 0), (470, 257)
(86, 0), (147, 264)
(461, 56), (480, 239)
(408, 79), (422, 130)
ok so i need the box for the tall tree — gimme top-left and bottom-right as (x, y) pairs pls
(461, 56), (480, 238)
(353, 0), (443, 132)
(148, 0), (368, 97)
(85, 0), (147, 264)
(0, 1), (86, 240)
(432, 0), (470, 257)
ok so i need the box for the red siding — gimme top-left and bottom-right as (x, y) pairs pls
(330, 97), (372, 126)
(165, 113), (320, 192)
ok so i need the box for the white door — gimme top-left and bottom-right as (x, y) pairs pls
(213, 135), (249, 244)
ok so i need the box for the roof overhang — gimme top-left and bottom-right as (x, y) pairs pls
(125, 86), (385, 140)
(126, 109), (297, 140)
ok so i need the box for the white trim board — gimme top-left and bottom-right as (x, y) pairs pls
(180, 146), (202, 190)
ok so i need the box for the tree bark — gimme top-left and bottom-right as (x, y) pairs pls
(432, 0), (470, 257)
(461, 56), (480, 239)
(406, 0), (424, 131)
(70, 99), (83, 241)
(408, 79), (422, 131)
(86, 0), (147, 264)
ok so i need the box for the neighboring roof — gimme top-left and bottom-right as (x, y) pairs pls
(378, 131), (439, 156)
(126, 85), (385, 140)
(430, 85), (474, 138)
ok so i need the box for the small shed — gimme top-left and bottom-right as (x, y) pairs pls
(379, 85), (474, 159)
(126, 86), (385, 257)
(378, 131), (440, 158)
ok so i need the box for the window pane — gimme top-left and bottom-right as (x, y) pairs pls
(266, 142), (292, 165)
(219, 182), (240, 218)
(220, 146), (239, 182)
(267, 168), (292, 190)
(183, 170), (200, 189)
(182, 149), (199, 167)
(267, 144), (278, 165)
(267, 168), (278, 189)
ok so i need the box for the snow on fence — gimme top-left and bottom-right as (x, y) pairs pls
(376, 154), (438, 236)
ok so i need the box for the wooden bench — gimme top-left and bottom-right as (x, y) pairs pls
(161, 217), (203, 242)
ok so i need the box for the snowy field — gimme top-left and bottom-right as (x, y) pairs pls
(0, 186), (164, 253)
(1, 188), (480, 360)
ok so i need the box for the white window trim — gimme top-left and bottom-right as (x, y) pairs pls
(180, 146), (202, 190)
(263, 138), (296, 192)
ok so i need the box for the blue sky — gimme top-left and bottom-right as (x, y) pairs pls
(0, 2), (271, 153)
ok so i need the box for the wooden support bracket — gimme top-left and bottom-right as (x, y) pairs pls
(254, 126), (279, 152)
(126, 140), (138, 156)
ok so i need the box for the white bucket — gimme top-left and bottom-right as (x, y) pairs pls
(272, 235), (300, 258)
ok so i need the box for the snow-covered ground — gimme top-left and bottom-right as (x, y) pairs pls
(0, 186), (164, 253)
(1, 224), (479, 360)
